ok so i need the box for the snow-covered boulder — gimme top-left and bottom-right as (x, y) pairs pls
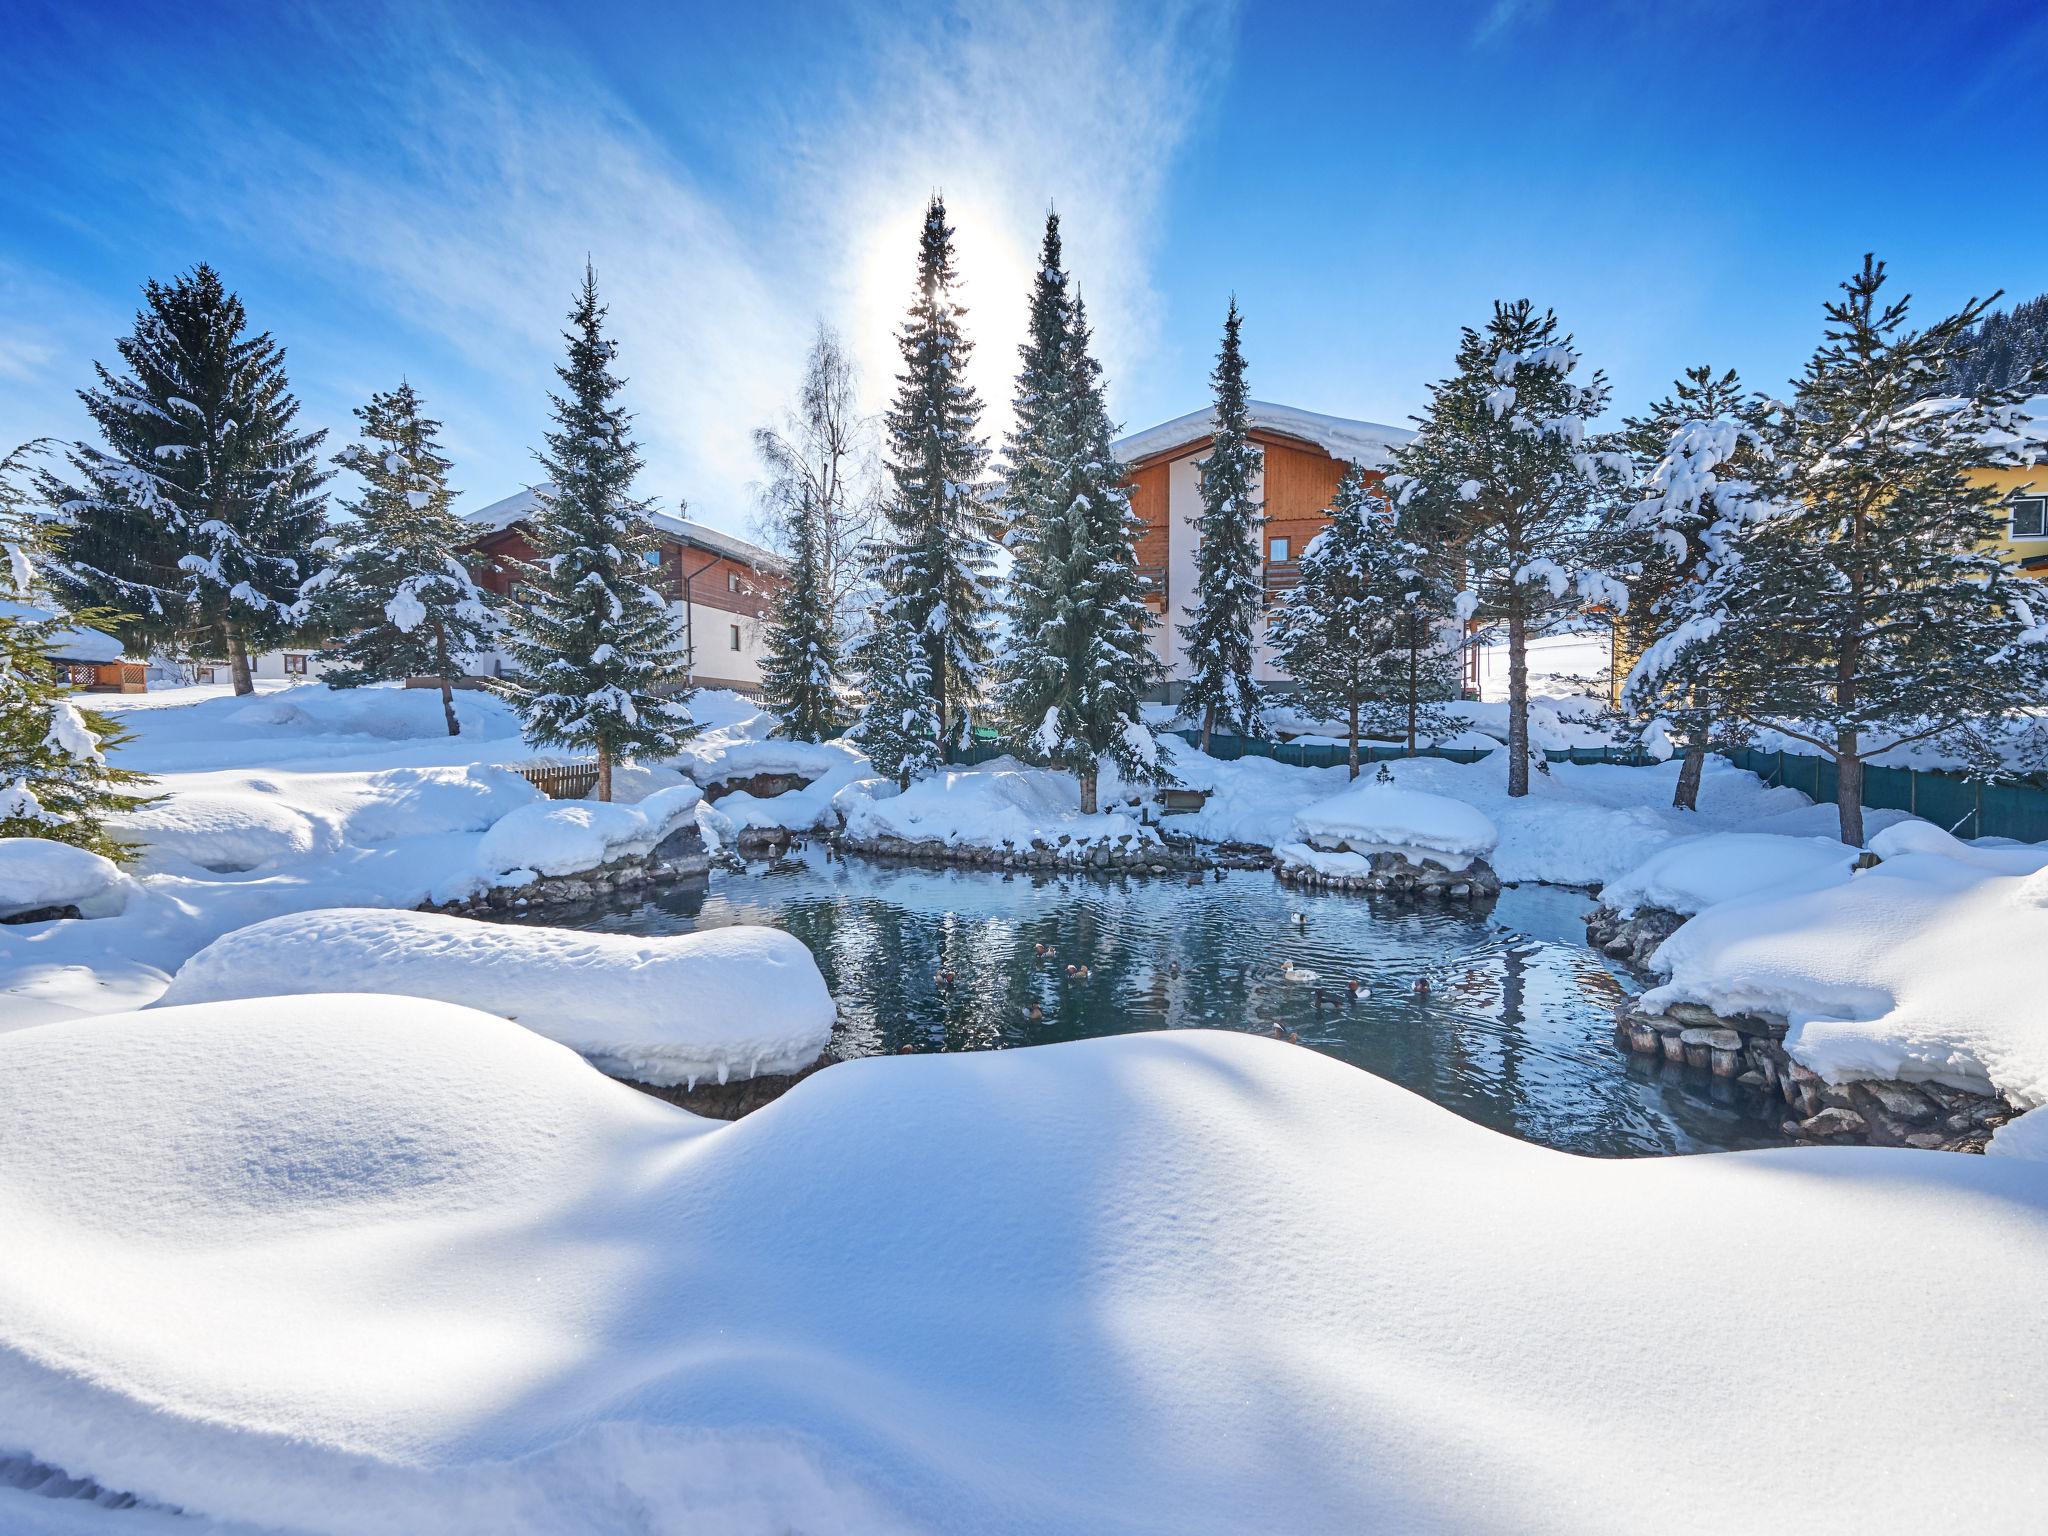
(1279, 781), (1500, 897)
(1, 1004), (2045, 1534)
(0, 838), (132, 922)
(1587, 832), (1861, 969)
(474, 782), (704, 881)
(157, 909), (834, 1086)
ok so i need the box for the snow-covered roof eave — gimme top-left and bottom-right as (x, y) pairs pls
(0, 597), (129, 663)
(1113, 400), (1416, 471)
(463, 484), (788, 573)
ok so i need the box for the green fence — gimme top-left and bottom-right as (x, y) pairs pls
(947, 731), (1652, 771)
(1727, 746), (2048, 843)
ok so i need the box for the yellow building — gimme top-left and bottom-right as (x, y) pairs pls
(1975, 459), (2048, 579)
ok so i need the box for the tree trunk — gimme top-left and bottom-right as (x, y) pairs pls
(432, 622), (460, 737)
(1347, 700), (1360, 780)
(1837, 728), (1865, 847)
(1506, 601), (1529, 797)
(223, 622), (254, 696)
(1406, 636), (1420, 755)
(596, 742), (614, 804)
(1079, 765), (1098, 815)
(1673, 743), (1706, 811)
(1200, 702), (1215, 757)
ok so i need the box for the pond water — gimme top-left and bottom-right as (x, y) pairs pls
(515, 848), (1792, 1158)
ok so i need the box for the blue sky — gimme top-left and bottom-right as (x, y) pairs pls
(5, 0), (2044, 537)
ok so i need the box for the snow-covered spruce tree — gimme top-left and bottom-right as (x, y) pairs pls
(1177, 298), (1268, 752)
(300, 382), (492, 736)
(500, 264), (694, 801)
(1644, 258), (2048, 846)
(44, 265), (329, 694)
(1613, 366), (1771, 810)
(1390, 301), (1629, 796)
(754, 326), (878, 739)
(998, 215), (1163, 812)
(873, 196), (996, 755)
(1271, 466), (1458, 775)
(848, 606), (940, 789)
(0, 442), (150, 857)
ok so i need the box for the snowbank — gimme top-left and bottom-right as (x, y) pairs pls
(1598, 832), (1860, 917)
(157, 911), (833, 1085)
(474, 783), (703, 880)
(842, 756), (1157, 853)
(0, 840), (132, 921)
(1291, 780), (1498, 868)
(1643, 822), (2048, 1108)
(1, 1001), (2044, 1535)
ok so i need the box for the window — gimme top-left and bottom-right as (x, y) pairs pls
(194, 666), (216, 685)
(2012, 497), (2048, 541)
(284, 654), (308, 675)
(642, 548), (663, 569)
(1268, 537), (1290, 562)
(729, 624), (742, 651)
(727, 571), (741, 593)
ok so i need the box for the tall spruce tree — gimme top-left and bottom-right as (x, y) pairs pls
(1, 441), (150, 857)
(1177, 298), (1268, 752)
(44, 265), (329, 693)
(500, 263), (694, 800)
(1639, 257), (2048, 845)
(1391, 301), (1629, 796)
(1613, 366), (1770, 809)
(998, 215), (1163, 811)
(848, 605), (940, 788)
(1271, 466), (1456, 775)
(301, 382), (492, 735)
(873, 195), (996, 754)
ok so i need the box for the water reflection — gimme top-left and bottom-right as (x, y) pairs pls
(503, 847), (1791, 1158)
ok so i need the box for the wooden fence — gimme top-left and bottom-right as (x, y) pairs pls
(507, 761), (601, 800)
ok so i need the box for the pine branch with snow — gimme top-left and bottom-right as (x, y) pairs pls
(848, 605), (941, 788)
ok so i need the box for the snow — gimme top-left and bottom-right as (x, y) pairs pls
(475, 782), (702, 880)
(0, 598), (127, 664)
(0, 1001), (2044, 1535)
(1643, 820), (2048, 1109)
(1291, 780), (1498, 868)
(843, 755), (1157, 852)
(1112, 399), (1415, 469)
(157, 911), (833, 1086)
(463, 483), (786, 573)
(1598, 832), (1861, 917)
(0, 840), (132, 921)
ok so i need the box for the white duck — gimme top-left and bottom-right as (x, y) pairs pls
(1280, 959), (1320, 983)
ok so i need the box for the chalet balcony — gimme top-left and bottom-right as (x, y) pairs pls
(1263, 558), (1302, 595)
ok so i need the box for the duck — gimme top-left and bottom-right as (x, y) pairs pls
(1026, 1004), (1044, 1022)
(1167, 960), (1181, 978)
(1065, 964), (1078, 978)
(1347, 979), (1368, 1001)
(1289, 912), (1308, 928)
(1280, 959), (1320, 984)
(1412, 976), (1432, 997)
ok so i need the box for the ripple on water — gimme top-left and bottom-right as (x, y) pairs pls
(499, 847), (1792, 1158)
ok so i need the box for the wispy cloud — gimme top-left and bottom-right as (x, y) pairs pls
(115, 0), (1237, 529)
(1472, 0), (1553, 46)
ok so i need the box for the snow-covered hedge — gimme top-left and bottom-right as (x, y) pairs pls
(475, 782), (703, 880)
(1642, 821), (2048, 1110)
(0, 837), (132, 921)
(1598, 832), (1860, 917)
(157, 908), (833, 1085)
(1291, 780), (1498, 868)
(0, 1004), (2043, 1534)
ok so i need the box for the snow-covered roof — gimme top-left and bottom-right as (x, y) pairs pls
(1114, 400), (1416, 470)
(0, 597), (128, 663)
(464, 484), (787, 572)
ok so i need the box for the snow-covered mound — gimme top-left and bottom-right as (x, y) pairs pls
(0, 839), (132, 921)
(1291, 780), (1498, 868)
(157, 911), (833, 1085)
(474, 782), (703, 880)
(1, 1000), (2045, 1535)
(1643, 823), (2048, 1109)
(1599, 832), (1861, 917)
(695, 741), (883, 844)
(842, 756), (1157, 852)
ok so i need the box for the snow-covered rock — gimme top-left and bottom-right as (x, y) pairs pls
(1643, 824), (2048, 1109)
(474, 782), (703, 880)
(841, 756), (1158, 857)
(1291, 780), (1498, 868)
(1, 1001), (2045, 1535)
(0, 839), (132, 922)
(156, 910), (833, 1086)
(1598, 832), (1861, 918)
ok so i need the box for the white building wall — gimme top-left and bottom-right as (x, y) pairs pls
(675, 598), (771, 693)
(1158, 444), (1287, 684)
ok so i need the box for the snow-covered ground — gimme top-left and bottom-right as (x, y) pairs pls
(1597, 831), (1863, 917)
(842, 754), (1156, 852)
(1, 998), (2043, 1536)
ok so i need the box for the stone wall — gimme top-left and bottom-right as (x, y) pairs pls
(1615, 1000), (2019, 1152)
(1584, 903), (1687, 972)
(834, 829), (1247, 873)
(1275, 849), (1502, 901)
(422, 824), (710, 915)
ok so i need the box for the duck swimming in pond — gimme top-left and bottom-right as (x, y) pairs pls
(1280, 959), (1320, 983)
(1347, 978), (1368, 1001)
(1289, 912), (1307, 928)
(1412, 976), (1432, 997)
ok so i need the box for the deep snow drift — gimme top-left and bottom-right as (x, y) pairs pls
(1598, 831), (1861, 917)
(156, 911), (833, 1085)
(0, 840), (133, 922)
(1644, 821), (2048, 1115)
(1, 998), (2044, 1536)
(1289, 780), (1498, 867)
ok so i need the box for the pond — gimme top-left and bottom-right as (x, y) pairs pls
(514, 847), (1793, 1158)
